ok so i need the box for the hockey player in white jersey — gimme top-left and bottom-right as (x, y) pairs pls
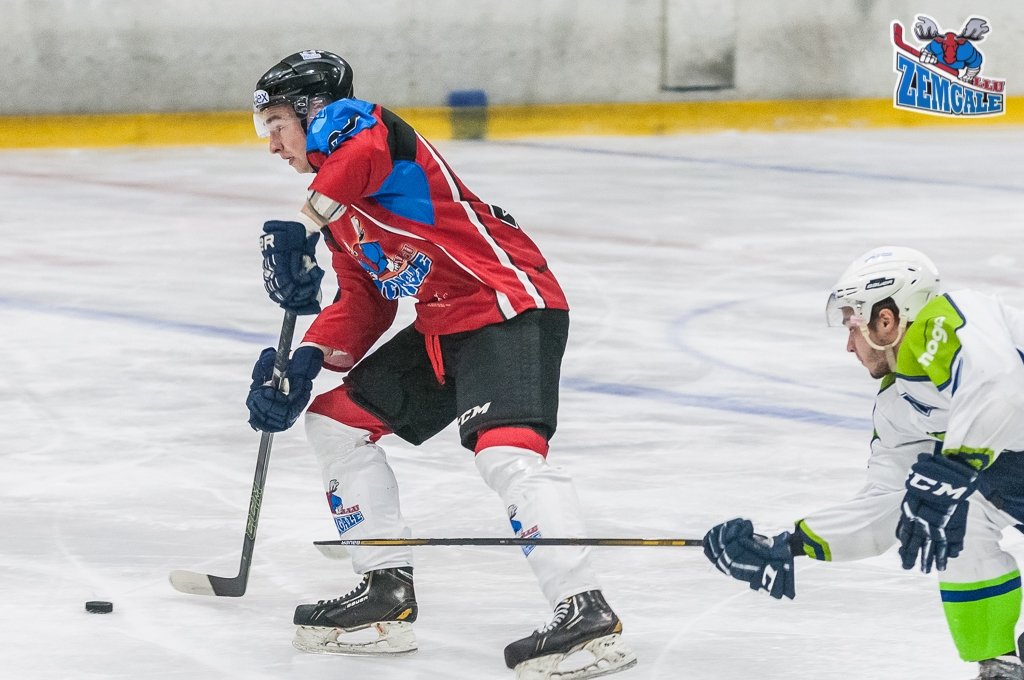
(703, 246), (1024, 680)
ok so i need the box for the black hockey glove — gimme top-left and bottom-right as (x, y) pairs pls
(245, 345), (324, 433)
(260, 220), (324, 315)
(897, 452), (978, 573)
(703, 518), (795, 600)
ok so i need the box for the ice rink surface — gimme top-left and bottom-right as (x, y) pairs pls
(2, 125), (1022, 679)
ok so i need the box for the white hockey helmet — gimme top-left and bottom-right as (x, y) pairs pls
(825, 246), (940, 327)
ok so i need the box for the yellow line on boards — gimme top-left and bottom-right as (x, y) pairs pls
(0, 111), (257, 148)
(0, 98), (1021, 149)
(482, 99), (1024, 137)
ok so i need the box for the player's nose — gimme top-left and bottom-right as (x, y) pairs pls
(267, 134), (283, 155)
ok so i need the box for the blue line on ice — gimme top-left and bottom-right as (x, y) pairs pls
(668, 299), (871, 402)
(1, 296), (869, 430)
(562, 376), (868, 430)
(0, 296), (272, 345)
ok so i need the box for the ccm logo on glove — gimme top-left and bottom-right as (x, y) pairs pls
(897, 452), (979, 573)
(906, 472), (971, 499)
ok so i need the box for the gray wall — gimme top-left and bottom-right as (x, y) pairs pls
(3, 0), (1020, 115)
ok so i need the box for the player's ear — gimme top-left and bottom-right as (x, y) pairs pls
(879, 307), (901, 337)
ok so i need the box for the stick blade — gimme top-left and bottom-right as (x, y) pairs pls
(313, 542), (350, 560)
(169, 570), (246, 597)
(169, 569), (217, 595)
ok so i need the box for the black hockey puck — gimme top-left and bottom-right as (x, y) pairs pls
(85, 600), (113, 614)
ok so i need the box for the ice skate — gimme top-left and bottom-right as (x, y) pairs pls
(975, 657), (1024, 680)
(292, 567), (418, 655)
(504, 590), (637, 680)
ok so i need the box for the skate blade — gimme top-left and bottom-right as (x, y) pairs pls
(292, 620), (417, 656)
(514, 633), (637, 680)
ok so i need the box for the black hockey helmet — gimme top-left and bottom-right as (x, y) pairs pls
(253, 50), (354, 123)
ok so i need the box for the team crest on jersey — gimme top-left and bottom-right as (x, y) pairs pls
(891, 16), (1005, 117)
(507, 504), (541, 556)
(326, 479), (364, 534)
(343, 215), (432, 300)
(902, 392), (937, 416)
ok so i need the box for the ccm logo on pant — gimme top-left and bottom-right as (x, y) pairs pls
(458, 402), (492, 425)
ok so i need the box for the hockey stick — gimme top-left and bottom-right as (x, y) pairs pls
(892, 22), (959, 77)
(314, 537), (703, 549)
(169, 310), (297, 597)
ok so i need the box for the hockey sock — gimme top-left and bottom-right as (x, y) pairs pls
(475, 445), (601, 606)
(940, 570), (1022, 661)
(306, 413), (413, 574)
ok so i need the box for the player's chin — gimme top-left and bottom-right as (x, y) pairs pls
(867, 364), (889, 380)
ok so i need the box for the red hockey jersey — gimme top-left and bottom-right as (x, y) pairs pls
(298, 99), (568, 367)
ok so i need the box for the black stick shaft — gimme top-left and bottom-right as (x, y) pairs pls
(314, 537), (703, 547)
(224, 310), (296, 594)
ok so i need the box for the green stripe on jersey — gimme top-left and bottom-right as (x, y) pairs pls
(942, 446), (994, 471)
(795, 520), (832, 561)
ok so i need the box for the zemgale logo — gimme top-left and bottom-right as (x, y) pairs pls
(892, 15), (1005, 117)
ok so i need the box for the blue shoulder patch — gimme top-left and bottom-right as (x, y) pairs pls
(306, 99), (378, 157)
(369, 161), (436, 225)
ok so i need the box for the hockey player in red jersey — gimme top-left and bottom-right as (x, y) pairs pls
(244, 50), (636, 680)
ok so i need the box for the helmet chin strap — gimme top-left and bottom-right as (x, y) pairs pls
(858, 318), (907, 372)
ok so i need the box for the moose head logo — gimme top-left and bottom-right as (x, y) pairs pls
(913, 16), (988, 84)
(891, 15), (1004, 117)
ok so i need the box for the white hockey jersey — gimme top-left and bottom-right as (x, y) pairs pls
(797, 290), (1024, 562)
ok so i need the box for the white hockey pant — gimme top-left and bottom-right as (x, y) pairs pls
(802, 485), (1021, 661)
(305, 413), (412, 574)
(944, 494), (1019, 583)
(475, 445), (601, 607)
